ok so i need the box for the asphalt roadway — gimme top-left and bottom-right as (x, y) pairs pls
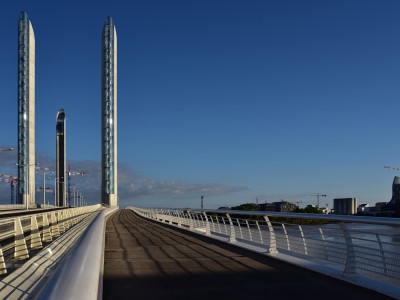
(103, 209), (393, 300)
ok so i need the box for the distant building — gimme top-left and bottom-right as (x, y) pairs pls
(259, 203), (276, 211)
(260, 201), (297, 212)
(357, 203), (369, 214)
(333, 198), (357, 215)
(320, 205), (330, 214)
(375, 202), (387, 211)
(381, 176), (400, 212)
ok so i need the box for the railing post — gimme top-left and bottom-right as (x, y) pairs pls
(166, 210), (171, 223)
(256, 220), (263, 244)
(51, 212), (60, 238)
(245, 220), (253, 242)
(339, 222), (357, 275)
(203, 212), (211, 235)
(0, 249), (7, 275)
(217, 216), (222, 234)
(298, 225), (308, 255)
(376, 234), (387, 276)
(222, 216), (228, 235)
(176, 211), (182, 227)
(194, 214), (200, 228)
(319, 228), (328, 260)
(226, 213), (236, 243)
(71, 209), (77, 225)
(30, 215), (43, 249)
(210, 215), (216, 232)
(263, 215), (277, 254)
(64, 210), (71, 229)
(187, 212), (194, 231)
(282, 223), (290, 251)
(237, 219), (243, 239)
(14, 217), (29, 260)
(42, 213), (53, 242)
(58, 211), (66, 234)
(172, 211), (177, 225)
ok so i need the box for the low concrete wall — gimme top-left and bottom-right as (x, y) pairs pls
(36, 207), (118, 300)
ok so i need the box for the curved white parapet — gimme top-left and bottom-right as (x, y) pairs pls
(36, 207), (118, 300)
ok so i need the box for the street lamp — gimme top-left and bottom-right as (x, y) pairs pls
(0, 148), (13, 152)
(72, 185), (80, 207)
(40, 171), (54, 208)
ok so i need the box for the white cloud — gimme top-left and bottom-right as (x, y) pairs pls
(0, 146), (247, 207)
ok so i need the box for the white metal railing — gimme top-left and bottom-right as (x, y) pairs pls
(129, 207), (400, 284)
(0, 204), (27, 211)
(36, 207), (118, 300)
(0, 204), (101, 275)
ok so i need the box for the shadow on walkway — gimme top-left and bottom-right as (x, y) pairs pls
(103, 209), (392, 300)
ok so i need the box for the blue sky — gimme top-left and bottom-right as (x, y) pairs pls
(1, 0), (400, 209)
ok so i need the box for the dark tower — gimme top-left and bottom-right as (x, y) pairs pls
(101, 17), (118, 207)
(56, 109), (66, 206)
(383, 176), (400, 212)
(17, 12), (36, 206)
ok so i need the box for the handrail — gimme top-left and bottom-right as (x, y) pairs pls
(36, 207), (118, 300)
(138, 207), (400, 226)
(129, 206), (400, 298)
(0, 205), (101, 275)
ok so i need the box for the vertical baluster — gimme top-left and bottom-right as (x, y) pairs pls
(339, 222), (357, 275)
(226, 213), (236, 243)
(263, 216), (277, 254)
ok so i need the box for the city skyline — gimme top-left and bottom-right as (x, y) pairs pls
(1, 1), (400, 209)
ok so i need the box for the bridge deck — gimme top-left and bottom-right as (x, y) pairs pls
(103, 209), (391, 299)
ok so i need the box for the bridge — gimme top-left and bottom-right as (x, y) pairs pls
(0, 206), (398, 299)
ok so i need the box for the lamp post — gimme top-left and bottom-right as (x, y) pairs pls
(73, 186), (80, 207)
(54, 177), (57, 206)
(42, 171), (54, 208)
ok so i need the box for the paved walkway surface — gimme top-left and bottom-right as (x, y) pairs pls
(103, 209), (392, 300)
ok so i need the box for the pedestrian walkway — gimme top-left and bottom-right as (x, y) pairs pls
(103, 209), (392, 300)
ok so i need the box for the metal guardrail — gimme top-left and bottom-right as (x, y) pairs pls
(130, 207), (400, 284)
(0, 204), (26, 211)
(0, 205), (101, 275)
(36, 207), (118, 300)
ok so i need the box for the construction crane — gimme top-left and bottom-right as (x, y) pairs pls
(35, 165), (86, 206)
(384, 165), (400, 171)
(67, 165), (86, 205)
(0, 175), (18, 204)
(296, 193), (327, 208)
